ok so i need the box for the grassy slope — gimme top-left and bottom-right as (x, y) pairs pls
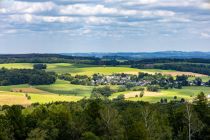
(35, 80), (93, 97)
(0, 63), (178, 75)
(0, 91), (82, 105)
(112, 86), (210, 103)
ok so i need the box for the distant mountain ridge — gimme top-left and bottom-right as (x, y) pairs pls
(61, 51), (210, 59)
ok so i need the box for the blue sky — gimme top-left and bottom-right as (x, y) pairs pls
(0, 0), (210, 53)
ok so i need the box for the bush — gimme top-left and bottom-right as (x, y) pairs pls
(140, 91), (144, 98)
(33, 64), (47, 70)
(147, 85), (159, 92)
(92, 86), (113, 97)
(116, 94), (125, 100)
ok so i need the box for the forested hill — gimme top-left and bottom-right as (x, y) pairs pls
(0, 54), (99, 63)
(62, 51), (210, 59)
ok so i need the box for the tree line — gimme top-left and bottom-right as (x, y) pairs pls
(0, 93), (209, 140)
(132, 63), (210, 76)
(0, 68), (56, 86)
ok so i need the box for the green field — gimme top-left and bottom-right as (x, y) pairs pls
(111, 86), (210, 103)
(35, 80), (93, 97)
(0, 91), (83, 105)
(0, 63), (180, 75)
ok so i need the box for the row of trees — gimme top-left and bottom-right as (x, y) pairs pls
(0, 68), (56, 85)
(0, 93), (209, 140)
(132, 63), (210, 76)
(58, 74), (92, 86)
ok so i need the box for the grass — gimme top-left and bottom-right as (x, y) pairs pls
(0, 91), (31, 106)
(35, 80), (93, 97)
(0, 91), (83, 105)
(0, 63), (33, 69)
(0, 84), (30, 91)
(0, 63), (180, 76)
(112, 86), (210, 103)
(29, 93), (83, 104)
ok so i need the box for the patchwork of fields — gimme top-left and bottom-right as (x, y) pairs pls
(0, 63), (210, 105)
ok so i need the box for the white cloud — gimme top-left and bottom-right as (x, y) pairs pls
(125, 0), (158, 5)
(59, 4), (175, 17)
(85, 16), (113, 25)
(8, 14), (78, 23)
(105, 0), (158, 5)
(1, 1), (55, 14)
(201, 32), (210, 38)
(200, 2), (210, 10)
(59, 4), (118, 15)
(9, 14), (33, 23)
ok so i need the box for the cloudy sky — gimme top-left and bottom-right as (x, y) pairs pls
(0, 0), (210, 53)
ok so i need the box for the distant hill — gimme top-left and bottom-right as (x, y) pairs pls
(61, 51), (210, 59)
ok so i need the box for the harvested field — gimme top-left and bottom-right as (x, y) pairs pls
(161, 71), (207, 77)
(0, 92), (31, 106)
(12, 88), (49, 94)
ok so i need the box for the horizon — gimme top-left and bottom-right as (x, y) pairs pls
(1, 0), (210, 53)
(0, 51), (210, 55)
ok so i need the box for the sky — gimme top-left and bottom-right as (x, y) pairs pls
(0, 0), (210, 53)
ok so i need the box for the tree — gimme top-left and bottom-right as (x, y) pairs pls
(140, 91), (144, 98)
(26, 128), (47, 140)
(125, 82), (136, 90)
(33, 64), (47, 70)
(91, 86), (113, 97)
(115, 94), (125, 100)
(193, 77), (202, 86)
(99, 106), (124, 140)
(5, 105), (26, 140)
(147, 85), (159, 92)
(81, 132), (100, 140)
(184, 102), (204, 140)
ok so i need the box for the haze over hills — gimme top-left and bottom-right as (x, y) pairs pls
(61, 51), (210, 59)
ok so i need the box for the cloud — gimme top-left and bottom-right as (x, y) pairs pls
(201, 32), (210, 38)
(0, 0), (210, 39)
(105, 0), (158, 5)
(0, 1), (55, 14)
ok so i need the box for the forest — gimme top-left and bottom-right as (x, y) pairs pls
(0, 92), (209, 140)
(0, 68), (56, 86)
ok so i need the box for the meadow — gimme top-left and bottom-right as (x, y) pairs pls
(0, 63), (196, 75)
(111, 86), (210, 103)
(0, 63), (209, 105)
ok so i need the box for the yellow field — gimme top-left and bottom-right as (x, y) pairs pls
(12, 87), (48, 93)
(0, 91), (83, 106)
(0, 91), (30, 106)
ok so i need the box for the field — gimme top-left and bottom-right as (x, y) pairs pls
(111, 86), (210, 103)
(0, 63), (210, 105)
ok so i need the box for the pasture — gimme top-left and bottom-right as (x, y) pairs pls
(0, 90), (83, 106)
(111, 86), (210, 103)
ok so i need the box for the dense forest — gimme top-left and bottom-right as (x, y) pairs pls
(0, 54), (210, 65)
(0, 92), (209, 140)
(0, 68), (56, 86)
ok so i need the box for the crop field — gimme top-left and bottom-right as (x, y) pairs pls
(35, 80), (93, 97)
(0, 63), (208, 77)
(0, 91), (31, 106)
(0, 91), (82, 105)
(111, 86), (210, 103)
